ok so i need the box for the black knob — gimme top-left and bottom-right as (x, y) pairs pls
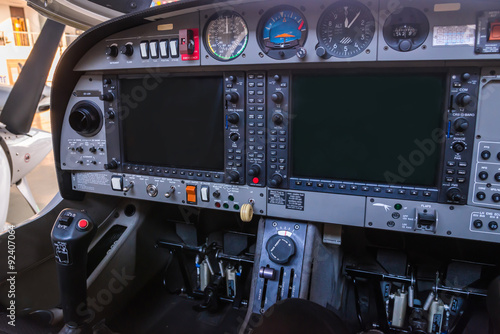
(398, 39), (412, 52)
(477, 192), (486, 201)
(225, 92), (239, 103)
(479, 171), (489, 180)
(489, 221), (499, 230)
(481, 150), (491, 160)
(230, 132), (239, 142)
(120, 44), (134, 56)
(228, 75), (236, 82)
(106, 111), (115, 120)
(453, 118), (469, 132)
(272, 113), (284, 125)
(100, 93), (114, 102)
(446, 188), (462, 202)
(497, 152), (500, 161)
(461, 73), (471, 81)
(89, 147), (97, 153)
(75, 146), (84, 153)
(452, 142), (465, 153)
(493, 193), (500, 203)
(456, 93), (472, 107)
(270, 174), (283, 187)
(69, 102), (102, 137)
(495, 173), (500, 182)
(248, 165), (261, 177)
(271, 92), (283, 104)
(273, 74), (281, 82)
(227, 113), (239, 124)
(104, 159), (118, 170)
(213, 190), (220, 198)
(103, 78), (112, 85)
(105, 45), (118, 57)
(473, 220), (483, 228)
(266, 234), (296, 265)
(227, 171), (240, 183)
(316, 46), (327, 58)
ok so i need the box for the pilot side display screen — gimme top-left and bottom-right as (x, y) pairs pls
(292, 73), (446, 187)
(120, 76), (224, 171)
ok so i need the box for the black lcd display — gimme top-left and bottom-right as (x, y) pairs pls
(292, 73), (446, 187)
(120, 76), (224, 171)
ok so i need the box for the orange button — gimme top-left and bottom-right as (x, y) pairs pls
(186, 185), (197, 203)
(490, 22), (500, 41)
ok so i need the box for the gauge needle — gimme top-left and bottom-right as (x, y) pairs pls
(347, 11), (361, 29)
(226, 17), (228, 34)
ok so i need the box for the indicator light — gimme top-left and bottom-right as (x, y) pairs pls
(253, 177), (260, 184)
(394, 203), (403, 210)
(228, 195), (234, 201)
(223, 203), (229, 209)
(234, 204), (240, 210)
(215, 202), (221, 208)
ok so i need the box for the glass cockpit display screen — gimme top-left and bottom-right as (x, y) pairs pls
(292, 73), (446, 187)
(120, 76), (224, 171)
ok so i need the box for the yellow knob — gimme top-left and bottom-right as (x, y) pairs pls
(240, 203), (254, 222)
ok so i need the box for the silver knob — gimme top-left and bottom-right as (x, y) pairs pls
(146, 184), (158, 197)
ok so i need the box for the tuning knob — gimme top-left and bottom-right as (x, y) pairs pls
(105, 45), (118, 57)
(225, 92), (239, 103)
(452, 142), (466, 153)
(271, 92), (283, 103)
(446, 188), (462, 202)
(453, 118), (469, 132)
(316, 46), (327, 58)
(456, 93), (472, 107)
(230, 133), (239, 142)
(120, 44), (134, 56)
(266, 234), (296, 264)
(104, 159), (118, 170)
(69, 102), (102, 137)
(248, 165), (261, 177)
(272, 113), (284, 125)
(99, 93), (114, 102)
(227, 113), (239, 124)
(270, 174), (283, 187)
(227, 171), (240, 183)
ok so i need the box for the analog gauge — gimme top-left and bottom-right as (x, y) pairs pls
(204, 11), (248, 61)
(383, 7), (429, 52)
(257, 6), (308, 60)
(316, 1), (375, 58)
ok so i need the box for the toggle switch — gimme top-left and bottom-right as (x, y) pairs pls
(186, 185), (197, 204)
(200, 186), (210, 202)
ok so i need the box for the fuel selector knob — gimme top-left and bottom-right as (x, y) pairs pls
(227, 113), (239, 124)
(272, 113), (284, 125)
(271, 92), (283, 103)
(225, 92), (239, 103)
(266, 234), (296, 265)
(453, 118), (469, 132)
(270, 174), (283, 187)
(456, 93), (472, 107)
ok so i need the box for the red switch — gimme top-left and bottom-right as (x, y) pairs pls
(490, 22), (500, 41)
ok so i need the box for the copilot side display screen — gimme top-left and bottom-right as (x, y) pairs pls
(291, 73), (446, 187)
(120, 76), (224, 171)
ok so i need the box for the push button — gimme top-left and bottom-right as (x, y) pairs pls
(77, 219), (89, 230)
(149, 40), (159, 58)
(140, 41), (149, 59)
(186, 185), (197, 203)
(170, 39), (179, 57)
(111, 175), (123, 191)
(200, 186), (209, 202)
(159, 39), (169, 58)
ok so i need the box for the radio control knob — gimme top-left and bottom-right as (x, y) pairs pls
(104, 159), (118, 170)
(227, 113), (239, 124)
(495, 173), (500, 182)
(453, 118), (469, 132)
(225, 92), (239, 103)
(273, 74), (281, 82)
(479, 171), (489, 180)
(452, 142), (465, 153)
(446, 188), (462, 202)
(493, 193), (500, 203)
(270, 174), (283, 187)
(230, 132), (239, 142)
(272, 113), (284, 125)
(271, 92), (283, 103)
(456, 93), (472, 107)
(266, 234), (296, 265)
(105, 45), (118, 57)
(89, 147), (97, 153)
(461, 73), (471, 81)
(100, 93), (114, 102)
(248, 165), (261, 177)
(228, 75), (237, 82)
(316, 46), (327, 58)
(227, 171), (240, 183)
(120, 44), (134, 56)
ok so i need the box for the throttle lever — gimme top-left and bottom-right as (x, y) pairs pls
(51, 209), (97, 332)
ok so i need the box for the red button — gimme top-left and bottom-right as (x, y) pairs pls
(78, 219), (89, 229)
(253, 177), (260, 184)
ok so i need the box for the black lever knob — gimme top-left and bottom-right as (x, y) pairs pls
(120, 44), (134, 56)
(225, 92), (239, 103)
(227, 113), (239, 124)
(51, 209), (97, 327)
(227, 171), (240, 183)
(270, 174), (283, 187)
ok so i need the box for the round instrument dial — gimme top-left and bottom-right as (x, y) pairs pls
(317, 1), (375, 58)
(204, 11), (248, 61)
(383, 7), (429, 52)
(257, 6), (308, 60)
